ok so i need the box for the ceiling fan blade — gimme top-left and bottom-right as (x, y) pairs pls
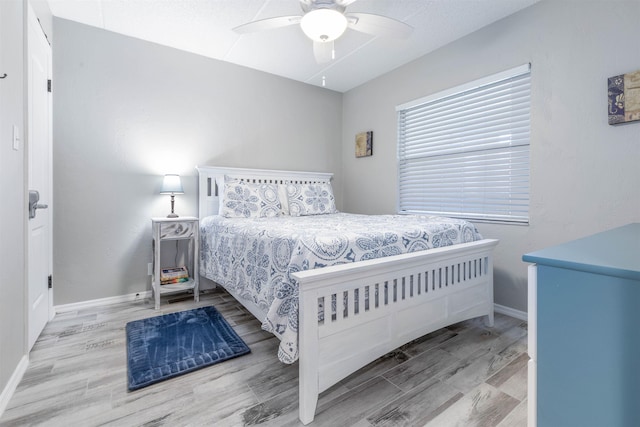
(233, 15), (302, 34)
(346, 12), (413, 39)
(313, 41), (334, 63)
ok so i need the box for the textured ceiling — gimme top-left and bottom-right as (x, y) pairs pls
(47, 0), (539, 92)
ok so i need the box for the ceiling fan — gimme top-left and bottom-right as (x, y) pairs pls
(233, 0), (413, 63)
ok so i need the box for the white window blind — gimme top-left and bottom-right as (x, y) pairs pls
(397, 64), (531, 224)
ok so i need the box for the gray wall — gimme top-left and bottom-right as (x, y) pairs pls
(53, 19), (343, 305)
(0, 0), (26, 397)
(342, 0), (640, 312)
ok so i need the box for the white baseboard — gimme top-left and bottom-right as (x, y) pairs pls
(494, 303), (527, 321)
(0, 355), (28, 418)
(55, 290), (152, 313)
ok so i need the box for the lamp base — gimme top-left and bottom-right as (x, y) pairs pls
(167, 195), (179, 218)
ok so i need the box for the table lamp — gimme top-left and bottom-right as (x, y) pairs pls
(160, 174), (184, 218)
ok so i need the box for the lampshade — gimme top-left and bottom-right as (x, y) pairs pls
(300, 9), (348, 42)
(160, 174), (184, 194)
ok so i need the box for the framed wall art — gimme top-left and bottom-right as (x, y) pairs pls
(355, 131), (373, 157)
(608, 69), (640, 125)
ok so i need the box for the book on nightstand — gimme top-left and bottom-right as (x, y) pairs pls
(161, 277), (190, 285)
(160, 266), (189, 284)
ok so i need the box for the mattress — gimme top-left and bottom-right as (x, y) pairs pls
(200, 212), (482, 363)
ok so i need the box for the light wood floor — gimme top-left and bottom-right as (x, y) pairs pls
(1, 288), (528, 426)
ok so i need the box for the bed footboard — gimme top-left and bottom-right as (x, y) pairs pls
(292, 238), (498, 425)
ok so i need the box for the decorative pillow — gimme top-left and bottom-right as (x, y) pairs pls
(216, 176), (225, 215)
(285, 182), (338, 216)
(221, 178), (282, 218)
(278, 184), (290, 215)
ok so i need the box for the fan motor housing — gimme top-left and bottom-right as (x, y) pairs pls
(301, 0), (346, 14)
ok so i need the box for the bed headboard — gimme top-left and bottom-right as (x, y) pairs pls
(195, 166), (334, 219)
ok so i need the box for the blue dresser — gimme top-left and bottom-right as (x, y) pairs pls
(523, 223), (640, 427)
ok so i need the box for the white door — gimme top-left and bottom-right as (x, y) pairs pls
(27, 4), (53, 351)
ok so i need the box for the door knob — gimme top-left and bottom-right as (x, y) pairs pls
(28, 190), (48, 219)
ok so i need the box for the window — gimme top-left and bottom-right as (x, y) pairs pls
(397, 64), (531, 224)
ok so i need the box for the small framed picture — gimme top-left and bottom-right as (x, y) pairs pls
(608, 69), (640, 125)
(355, 131), (373, 157)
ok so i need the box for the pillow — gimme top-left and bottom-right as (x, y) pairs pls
(216, 176), (225, 215)
(285, 182), (337, 216)
(278, 184), (290, 215)
(221, 178), (282, 218)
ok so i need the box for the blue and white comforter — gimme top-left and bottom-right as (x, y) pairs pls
(200, 213), (482, 363)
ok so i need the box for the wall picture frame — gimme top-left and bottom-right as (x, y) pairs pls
(355, 131), (373, 157)
(608, 69), (640, 125)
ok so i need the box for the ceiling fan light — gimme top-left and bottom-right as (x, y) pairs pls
(300, 9), (348, 42)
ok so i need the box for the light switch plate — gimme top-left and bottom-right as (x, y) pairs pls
(12, 125), (19, 151)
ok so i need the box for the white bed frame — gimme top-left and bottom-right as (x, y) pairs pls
(196, 166), (499, 425)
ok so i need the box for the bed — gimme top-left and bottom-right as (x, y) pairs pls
(196, 166), (498, 424)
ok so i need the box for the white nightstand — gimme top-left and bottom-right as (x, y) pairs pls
(151, 217), (200, 310)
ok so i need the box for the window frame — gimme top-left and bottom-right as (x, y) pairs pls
(396, 64), (531, 225)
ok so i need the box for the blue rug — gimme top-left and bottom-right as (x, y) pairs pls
(126, 306), (250, 391)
